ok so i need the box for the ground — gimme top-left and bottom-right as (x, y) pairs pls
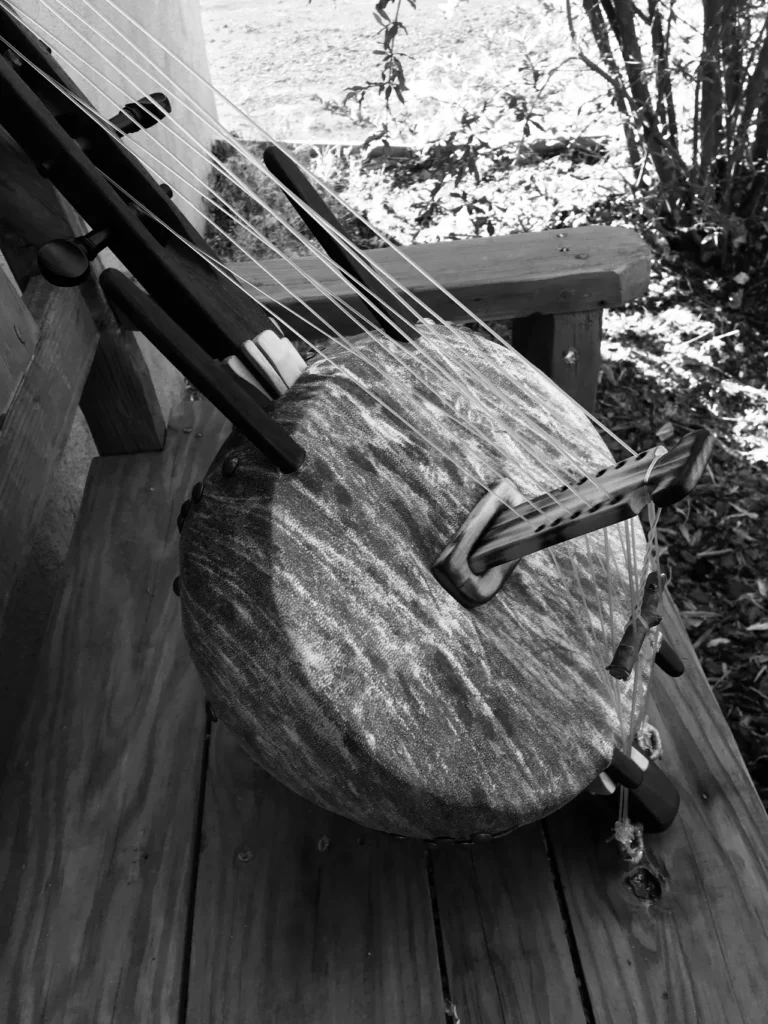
(201, 0), (768, 807)
(200, 0), (597, 142)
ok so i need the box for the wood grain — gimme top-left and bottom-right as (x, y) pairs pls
(0, 397), (231, 1023)
(514, 309), (603, 412)
(0, 127), (165, 455)
(545, 593), (768, 1024)
(78, 307), (167, 455)
(431, 826), (589, 1024)
(0, 275), (98, 625)
(226, 226), (650, 342)
(187, 714), (447, 1024)
(0, 257), (38, 423)
(0, 126), (72, 290)
(62, 200), (167, 456)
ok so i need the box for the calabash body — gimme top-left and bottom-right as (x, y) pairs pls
(179, 325), (649, 840)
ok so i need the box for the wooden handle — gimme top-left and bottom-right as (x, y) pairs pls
(262, 146), (419, 344)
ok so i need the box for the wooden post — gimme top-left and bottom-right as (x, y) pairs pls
(513, 309), (603, 413)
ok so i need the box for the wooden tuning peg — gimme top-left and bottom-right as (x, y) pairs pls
(108, 92), (171, 136)
(37, 227), (110, 286)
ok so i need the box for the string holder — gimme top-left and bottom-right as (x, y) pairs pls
(433, 429), (714, 610)
(434, 429), (713, 610)
(432, 479), (524, 608)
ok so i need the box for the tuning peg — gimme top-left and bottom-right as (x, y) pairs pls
(38, 227), (110, 286)
(108, 92), (171, 136)
(37, 94), (171, 178)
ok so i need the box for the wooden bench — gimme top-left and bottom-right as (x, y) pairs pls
(2, 127), (768, 1024)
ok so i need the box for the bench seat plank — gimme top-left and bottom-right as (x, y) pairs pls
(431, 825), (590, 1023)
(0, 398), (230, 1022)
(226, 226), (650, 342)
(188, 723), (446, 1023)
(545, 594), (768, 1023)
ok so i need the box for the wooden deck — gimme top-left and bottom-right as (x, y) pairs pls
(2, 395), (767, 1024)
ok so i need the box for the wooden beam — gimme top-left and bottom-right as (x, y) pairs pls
(545, 594), (768, 1023)
(0, 275), (99, 624)
(0, 398), (231, 1020)
(225, 226), (650, 343)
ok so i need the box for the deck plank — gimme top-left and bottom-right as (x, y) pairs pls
(431, 826), (589, 1024)
(0, 397), (230, 1023)
(545, 594), (768, 1024)
(187, 721), (447, 1024)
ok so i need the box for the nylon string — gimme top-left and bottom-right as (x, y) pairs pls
(85, 0), (638, 458)
(25, 0), (636, 467)
(3, 12), (623, 527)
(2, 1), (666, 742)
(13, 0), (628, 527)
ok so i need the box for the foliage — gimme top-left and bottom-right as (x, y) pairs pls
(565, 0), (768, 273)
(346, 0), (768, 273)
(343, 0), (416, 115)
(203, 2), (768, 810)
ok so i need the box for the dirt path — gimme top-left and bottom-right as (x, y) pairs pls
(200, 0), (543, 142)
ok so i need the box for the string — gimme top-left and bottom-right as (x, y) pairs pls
(15, 2), (663, 823)
(82, 0), (638, 459)
(10, 0), (627, 534)
(2, 11), (621, 529)
(4, 0), (655, 704)
(16, 28), (625, 691)
(24, 0), (636, 469)
(1, 6), (663, 729)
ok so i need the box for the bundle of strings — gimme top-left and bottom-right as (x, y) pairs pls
(2, 0), (665, 843)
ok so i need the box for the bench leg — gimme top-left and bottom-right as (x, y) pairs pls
(513, 309), (602, 413)
(77, 280), (167, 456)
